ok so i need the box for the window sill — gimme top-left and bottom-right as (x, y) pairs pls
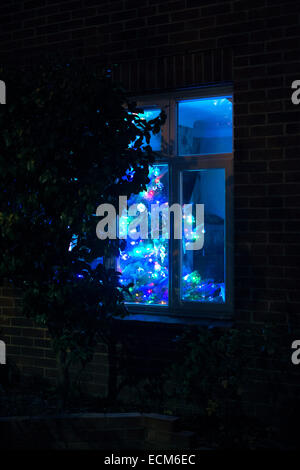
(116, 311), (233, 328)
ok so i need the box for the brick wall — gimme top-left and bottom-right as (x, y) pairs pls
(1, 0), (300, 417)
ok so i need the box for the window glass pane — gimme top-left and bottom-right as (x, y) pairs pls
(119, 164), (169, 305)
(129, 108), (162, 151)
(181, 168), (225, 303)
(178, 97), (232, 155)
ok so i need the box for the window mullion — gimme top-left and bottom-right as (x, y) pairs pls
(169, 160), (181, 312)
(169, 98), (181, 311)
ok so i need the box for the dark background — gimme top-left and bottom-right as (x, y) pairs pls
(0, 0), (299, 421)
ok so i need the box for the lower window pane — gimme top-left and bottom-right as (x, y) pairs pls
(119, 164), (169, 305)
(181, 168), (225, 303)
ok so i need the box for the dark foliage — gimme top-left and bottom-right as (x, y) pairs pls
(0, 61), (165, 407)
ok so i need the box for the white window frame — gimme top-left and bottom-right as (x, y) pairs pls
(122, 85), (234, 322)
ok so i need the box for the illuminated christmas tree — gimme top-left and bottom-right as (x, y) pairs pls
(118, 165), (169, 305)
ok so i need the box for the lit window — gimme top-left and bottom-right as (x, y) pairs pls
(118, 89), (233, 319)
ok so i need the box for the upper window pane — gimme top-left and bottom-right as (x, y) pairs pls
(129, 108), (162, 152)
(178, 96), (232, 156)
